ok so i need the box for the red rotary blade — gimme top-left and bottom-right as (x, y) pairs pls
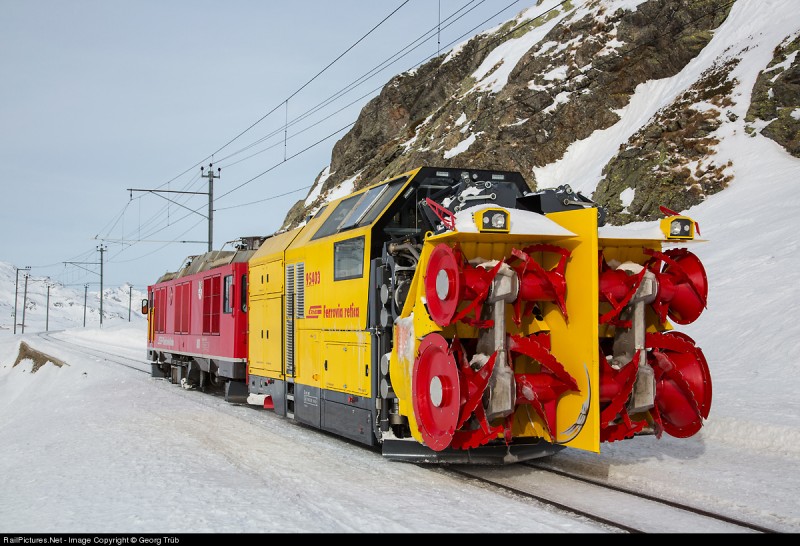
(412, 333), (461, 451)
(647, 331), (712, 438)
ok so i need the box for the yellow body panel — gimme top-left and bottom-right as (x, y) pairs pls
(321, 331), (371, 395)
(249, 263), (269, 298)
(539, 208), (600, 452)
(286, 225), (372, 396)
(390, 220), (597, 447)
(248, 294), (284, 377)
(296, 330), (322, 388)
(248, 230), (300, 381)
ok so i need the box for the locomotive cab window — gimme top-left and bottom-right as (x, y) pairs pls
(334, 236), (364, 281)
(357, 177), (407, 226)
(339, 184), (386, 230)
(223, 275), (233, 314)
(312, 194), (362, 240)
(311, 179), (407, 240)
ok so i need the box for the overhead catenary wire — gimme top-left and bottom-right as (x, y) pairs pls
(211, 0), (528, 211)
(110, 217), (208, 264)
(99, 0), (533, 270)
(94, 0), (425, 268)
(112, 1), (503, 229)
(208, 0), (413, 161)
(80, 1), (555, 278)
(91, 1), (562, 281)
(113, 171), (206, 245)
(216, 122), (356, 201)
(213, 0), (493, 169)
(215, 185), (313, 212)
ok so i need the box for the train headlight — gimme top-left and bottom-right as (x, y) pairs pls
(660, 216), (695, 240)
(474, 208), (510, 233)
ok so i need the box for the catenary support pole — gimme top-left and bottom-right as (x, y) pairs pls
(46, 283), (50, 332)
(98, 245), (106, 327)
(202, 164), (220, 252)
(21, 274), (29, 334)
(13, 266), (30, 334)
(84, 284), (88, 327)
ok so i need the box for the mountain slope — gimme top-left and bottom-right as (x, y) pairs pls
(282, 0), (799, 230)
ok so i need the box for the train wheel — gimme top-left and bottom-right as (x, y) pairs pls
(412, 333), (461, 451)
(208, 371), (225, 388)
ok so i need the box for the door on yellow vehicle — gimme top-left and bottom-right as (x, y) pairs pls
(322, 337), (371, 397)
(248, 295), (283, 377)
(294, 330), (322, 428)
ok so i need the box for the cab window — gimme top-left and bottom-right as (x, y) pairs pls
(311, 194), (361, 240)
(334, 237), (364, 281)
(223, 275), (233, 314)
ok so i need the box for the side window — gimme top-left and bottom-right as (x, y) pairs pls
(154, 288), (165, 333)
(240, 274), (247, 312)
(223, 275), (233, 314)
(334, 236), (365, 281)
(174, 284), (183, 332)
(203, 275), (221, 334)
(180, 282), (191, 333)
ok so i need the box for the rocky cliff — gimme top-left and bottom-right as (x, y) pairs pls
(282, 0), (799, 230)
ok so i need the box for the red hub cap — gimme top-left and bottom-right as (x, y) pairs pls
(424, 244), (462, 327)
(412, 333), (461, 451)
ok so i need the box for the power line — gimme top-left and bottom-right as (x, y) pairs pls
(209, 0), (413, 159)
(104, 2), (497, 241)
(215, 185), (313, 212)
(93, 1), (555, 269)
(213, 0), (492, 170)
(96, 1), (420, 264)
(212, 0), (528, 208)
(109, 217), (208, 264)
(216, 122), (355, 201)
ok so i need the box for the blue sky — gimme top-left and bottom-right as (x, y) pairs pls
(1, 0), (522, 289)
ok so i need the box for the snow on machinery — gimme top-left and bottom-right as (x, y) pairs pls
(144, 166), (712, 464)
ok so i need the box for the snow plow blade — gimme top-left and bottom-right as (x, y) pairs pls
(381, 438), (565, 465)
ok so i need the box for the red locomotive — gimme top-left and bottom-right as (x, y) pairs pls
(145, 237), (263, 402)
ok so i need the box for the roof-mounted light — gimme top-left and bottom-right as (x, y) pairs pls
(474, 208), (510, 233)
(660, 216), (695, 240)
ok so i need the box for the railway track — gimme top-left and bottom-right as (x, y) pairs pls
(438, 463), (780, 533)
(36, 331), (151, 375)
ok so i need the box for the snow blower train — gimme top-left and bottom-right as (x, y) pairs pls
(143, 166), (712, 464)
